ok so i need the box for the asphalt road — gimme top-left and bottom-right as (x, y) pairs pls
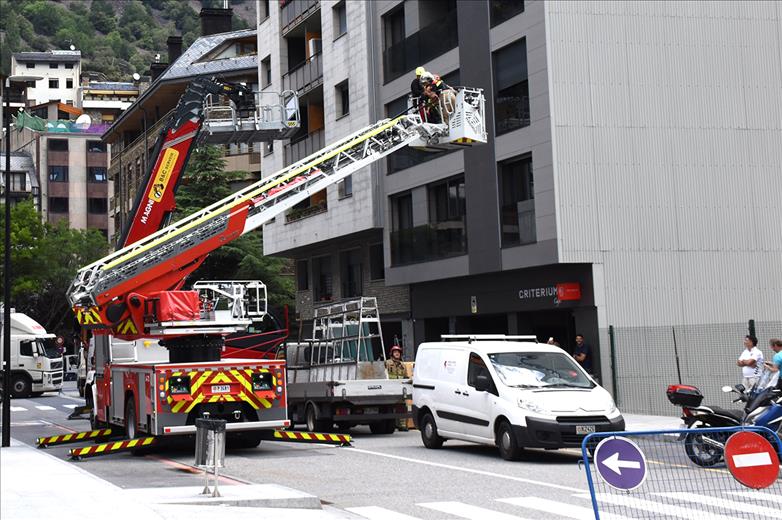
(4, 383), (781, 520)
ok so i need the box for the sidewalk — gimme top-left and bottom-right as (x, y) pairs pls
(0, 438), (359, 520)
(622, 412), (683, 432)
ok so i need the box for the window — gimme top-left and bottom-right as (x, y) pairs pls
(26, 62), (34, 69)
(498, 154), (536, 246)
(48, 165), (69, 182)
(333, 1), (347, 38)
(9, 172), (26, 192)
(335, 80), (349, 118)
(382, 6), (405, 51)
(338, 175), (352, 198)
(340, 249), (362, 298)
(259, 0), (270, 19)
(490, 0), (525, 27)
(296, 259), (309, 290)
(66, 79), (73, 88)
(389, 192), (414, 265)
(369, 243), (384, 280)
(65, 63), (74, 69)
(48, 197), (69, 213)
(264, 140), (274, 156)
(87, 141), (107, 153)
(261, 56), (272, 88)
(19, 340), (34, 357)
(88, 167), (107, 183)
(48, 79), (59, 89)
(426, 175), (467, 257)
(468, 353), (496, 394)
(49, 62), (58, 69)
(48, 139), (68, 151)
(493, 38), (530, 134)
(88, 198), (108, 214)
(312, 256), (333, 302)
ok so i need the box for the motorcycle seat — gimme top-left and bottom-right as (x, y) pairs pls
(706, 406), (744, 421)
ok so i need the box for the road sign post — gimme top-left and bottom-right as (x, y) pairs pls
(593, 437), (648, 491)
(724, 431), (779, 489)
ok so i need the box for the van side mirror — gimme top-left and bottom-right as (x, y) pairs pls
(474, 374), (490, 392)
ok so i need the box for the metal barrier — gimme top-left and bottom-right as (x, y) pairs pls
(581, 426), (782, 520)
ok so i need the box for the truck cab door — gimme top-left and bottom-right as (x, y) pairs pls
(18, 340), (36, 369)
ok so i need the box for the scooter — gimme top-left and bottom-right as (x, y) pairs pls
(666, 373), (782, 467)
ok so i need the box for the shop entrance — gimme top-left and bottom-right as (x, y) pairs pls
(516, 309), (576, 353)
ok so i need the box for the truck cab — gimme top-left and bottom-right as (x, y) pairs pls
(0, 311), (63, 398)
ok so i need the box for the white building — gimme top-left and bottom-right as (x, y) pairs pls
(10, 50), (81, 106)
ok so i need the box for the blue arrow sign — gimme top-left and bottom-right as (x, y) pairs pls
(594, 437), (648, 491)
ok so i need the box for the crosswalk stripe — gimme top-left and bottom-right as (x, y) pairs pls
(575, 493), (738, 520)
(418, 501), (534, 520)
(346, 506), (422, 520)
(35, 405), (56, 411)
(728, 491), (782, 505)
(655, 492), (780, 518)
(499, 496), (631, 520)
(62, 404), (78, 409)
(10, 406), (27, 412)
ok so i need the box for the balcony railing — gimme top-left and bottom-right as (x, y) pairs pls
(285, 200), (327, 223)
(281, 0), (319, 33)
(282, 52), (323, 95)
(285, 129), (324, 165)
(390, 222), (467, 266)
(383, 10), (459, 83)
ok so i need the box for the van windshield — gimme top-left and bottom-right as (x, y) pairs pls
(488, 352), (594, 389)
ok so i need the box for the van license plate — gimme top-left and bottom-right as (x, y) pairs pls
(211, 385), (230, 394)
(576, 425), (596, 435)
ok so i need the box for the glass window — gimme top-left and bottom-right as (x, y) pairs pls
(48, 197), (69, 213)
(390, 192), (414, 265)
(26, 62), (34, 69)
(296, 259), (309, 290)
(312, 256), (333, 302)
(87, 141), (107, 153)
(488, 351), (595, 389)
(335, 80), (349, 118)
(66, 79), (73, 88)
(490, 0), (525, 27)
(9, 172), (27, 192)
(48, 165), (69, 182)
(498, 154), (535, 246)
(88, 167), (107, 183)
(340, 249), (362, 298)
(88, 198), (108, 214)
(468, 352), (496, 393)
(338, 175), (352, 198)
(369, 243), (384, 280)
(65, 63), (74, 69)
(382, 6), (405, 50)
(48, 139), (68, 151)
(49, 78), (59, 89)
(261, 56), (271, 88)
(49, 62), (58, 69)
(493, 38), (530, 135)
(333, 1), (347, 37)
(19, 340), (34, 356)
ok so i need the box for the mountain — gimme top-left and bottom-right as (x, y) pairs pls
(0, 0), (256, 80)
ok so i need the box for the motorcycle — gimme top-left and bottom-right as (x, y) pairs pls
(666, 371), (782, 467)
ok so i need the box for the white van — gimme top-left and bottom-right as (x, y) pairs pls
(412, 335), (624, 460)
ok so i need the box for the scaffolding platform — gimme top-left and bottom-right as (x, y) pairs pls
(201, 90), (301, 145)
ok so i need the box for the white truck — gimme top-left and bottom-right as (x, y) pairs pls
(285, 298), (412, 434)
(0, 310), (64, 397)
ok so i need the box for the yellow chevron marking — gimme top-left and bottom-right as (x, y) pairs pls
(315, 433), (325, 441)
(100, 117), (405, 271)
(301, 433), (312, 440)
(76, 433), (85, 439)
(190, 371), (212, 394)
(237, 391), (259, 410)
(183, 393), (205, 414)
(143, 437), (154, 446)
(232, 370), (253, 393)
(259, 398), (272, 409)
(96, 444), (108, 453)
(210, 372), (232, 384)
(112, 442), (124, 450)
(171, 398), (189, 414)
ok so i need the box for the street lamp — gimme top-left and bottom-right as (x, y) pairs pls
(2, 74), (42, 448)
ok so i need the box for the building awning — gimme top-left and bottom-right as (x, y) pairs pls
(57, 103), (83, 116)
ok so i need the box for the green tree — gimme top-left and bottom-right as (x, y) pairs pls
(90, 0), (116, 34)
(21, 0), (66, 35)
(0, 201), (109, 335)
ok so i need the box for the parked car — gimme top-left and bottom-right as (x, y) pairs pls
(412, 335), (624, 460)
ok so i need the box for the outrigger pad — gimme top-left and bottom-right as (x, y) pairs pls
(69, 437), (156, 460)
(36, 428), (112, 448)
(270, 430), (352, 446)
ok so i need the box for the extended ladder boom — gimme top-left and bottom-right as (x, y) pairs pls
(69, 87), (486, 338)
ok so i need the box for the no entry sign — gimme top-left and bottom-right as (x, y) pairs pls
(724, 431), (780, 489)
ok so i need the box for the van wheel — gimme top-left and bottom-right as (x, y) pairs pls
(497, 420), (523, 461)
(420, 412), (444, 449)
(10, 374), (31, 398)
(305, 403), (330, 433)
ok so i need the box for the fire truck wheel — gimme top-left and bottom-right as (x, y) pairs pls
(227, 431), (263, 449)
(125, 398), (138, 439)
(10, 373), (31, 398)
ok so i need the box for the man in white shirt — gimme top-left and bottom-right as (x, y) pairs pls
(736, 335), (764, 389)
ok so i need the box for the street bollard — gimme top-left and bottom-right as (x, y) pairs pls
(194, 418), (226, 498)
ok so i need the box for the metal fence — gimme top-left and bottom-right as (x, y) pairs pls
(609, 320), (782, 415)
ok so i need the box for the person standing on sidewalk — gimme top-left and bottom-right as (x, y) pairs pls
(573, 334), (592, 374)
(737, 335), (764, 389)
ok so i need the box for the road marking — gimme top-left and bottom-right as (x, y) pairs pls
(62, 404), (79, 409)
(575, 494), (738, 520)
(346, 506), (422, 520)
(728, 491), (782, 504)
(731, 452), (773, 468)
(655, 492), (780, 518)
(346, 448), (584, 492)
(418, 501), (533, 520)
(498, 496), (630, 520)
(10, 406), (27, 412)
(35, 405), (56, 411)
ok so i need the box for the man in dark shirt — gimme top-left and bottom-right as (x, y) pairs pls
(411, 66), (425, 98)
(573, 334), (592, 373)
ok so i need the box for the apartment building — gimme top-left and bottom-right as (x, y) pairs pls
(10, 50), (81, 106)
(262, 0), (782, 398)
(0, 151), (39, 211)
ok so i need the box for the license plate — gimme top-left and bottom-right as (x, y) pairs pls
(576, 425), (596, 435)
(211, 384), (231, 394)
(363, 407), (379, 415)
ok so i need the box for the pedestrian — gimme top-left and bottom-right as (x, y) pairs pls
(573, 333), (592, 373)
(763, 338), (782, 388)
(385, 343), (409, 431)
(736, 335), (764, 389)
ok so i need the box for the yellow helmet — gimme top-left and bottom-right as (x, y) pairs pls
(415, 66), (425, 76)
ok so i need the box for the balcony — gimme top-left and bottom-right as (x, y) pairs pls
(383, 10), (459, 83)
(285, 129), (324, 165)
(282, 53), (323, 95)
(285, 201), (327, 223)
(281, 0), (320, 34)
(390, 222), (467, 266)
